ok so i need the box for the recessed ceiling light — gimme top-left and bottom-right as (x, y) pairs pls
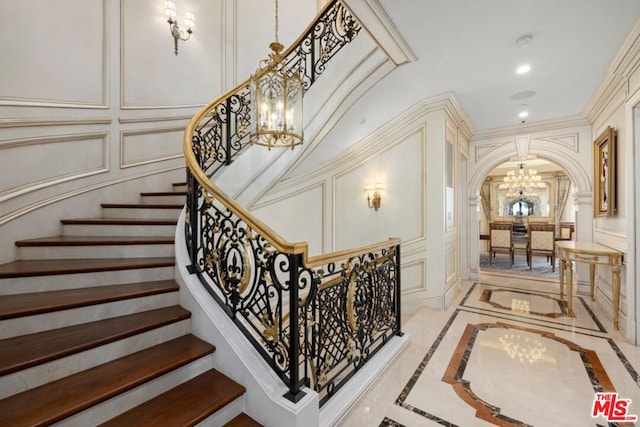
(518, 110), (529, 118)
(516, 64), (531, 74)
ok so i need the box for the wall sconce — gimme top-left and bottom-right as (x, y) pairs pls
(164, 1), (195, 56)
(365, 183), (382, 211)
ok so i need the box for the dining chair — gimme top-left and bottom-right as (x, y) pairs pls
(528, 223), (556, 272)
(489, 222), (514, 267)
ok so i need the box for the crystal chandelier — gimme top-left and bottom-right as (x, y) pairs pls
(249, 0), (304, 150)
(498, 163), (546, 197)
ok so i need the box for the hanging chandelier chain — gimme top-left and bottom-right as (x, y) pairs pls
(274, 0), (279, 44)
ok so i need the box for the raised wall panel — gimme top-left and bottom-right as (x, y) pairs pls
(0, 134), (108, 202)
(120, 128), (184, 168)
(334, 128), (424, 250)
(401, 259), (426, 294)
(251, 183), (325, 256)
(0, 0), (106, 107)
(121, 0), (224, 108)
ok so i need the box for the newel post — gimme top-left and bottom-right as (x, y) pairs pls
(284, 253), (306, 402)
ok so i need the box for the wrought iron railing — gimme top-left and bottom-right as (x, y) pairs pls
(183, 0), (402, 404)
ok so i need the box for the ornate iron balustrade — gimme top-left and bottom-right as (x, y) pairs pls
(183, 0), (403, 404)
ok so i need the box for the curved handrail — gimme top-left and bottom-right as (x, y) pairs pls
(182, 0), (402, 405)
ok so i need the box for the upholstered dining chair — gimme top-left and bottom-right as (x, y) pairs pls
(528, 223), (556, 272)
(489, 222), (514, 267)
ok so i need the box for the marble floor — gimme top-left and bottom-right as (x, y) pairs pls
(338, 275), (640, 427)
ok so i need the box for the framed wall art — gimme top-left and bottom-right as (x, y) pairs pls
(593, 126), (616, 217)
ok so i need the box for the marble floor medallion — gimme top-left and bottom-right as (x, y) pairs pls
(442, 322), (617, 426)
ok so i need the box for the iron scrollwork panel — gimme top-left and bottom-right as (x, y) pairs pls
(307, 247), (400, 405)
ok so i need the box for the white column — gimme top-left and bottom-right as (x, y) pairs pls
(468, 195), (481, 281)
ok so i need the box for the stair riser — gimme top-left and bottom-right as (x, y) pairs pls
(58, 355), (214, 426)
(1, 292), (179, 339)
(198, 396), (244, 427)
(17, 244), (175, 260)
(0, 320), (191, 400)
(0, 266), (174, 295)
(102, 207), (182, 219)
(62, 224), (177, 237)
(140, 195), (186, 205)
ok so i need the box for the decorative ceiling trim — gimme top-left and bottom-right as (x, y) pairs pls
(583, 18), (640, 122)
(472, 115), (589, 141)
(342, 0), (417, 65)
(514, 135), (530, 158)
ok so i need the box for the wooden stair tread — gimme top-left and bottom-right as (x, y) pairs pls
(15, 235), (174, 246)
(0, 305), (190, 376)
(101, 369), (246, 426)
(172, 182), (186, 187)
(224, 413), (263, 427)
(61, 218), (178, 225)
(101, 203), (183, 209)
(0, 257), (175, 278)
(0, 280), (179, 320)
(0, 335), (214, 427)
(140, 191), (187, 196)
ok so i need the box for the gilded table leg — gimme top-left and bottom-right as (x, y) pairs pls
(559, 258), (565, 299)
(589, 264), (596, 301)
(567, 261), (574, 317)
(612, 266), (621, 330)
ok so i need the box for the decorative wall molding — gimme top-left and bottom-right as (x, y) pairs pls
(536, 133), (580, 153)
(0, 0), (108, 108)
(0, 133), (109, 204)
(475, 143), (504, 163)
(118, 115), (193, 124)
(0, 166), (184, 226)
(514, 135), (530, 157)
(593, 228), (628, 253)
(119, 127), (185, 168)
(401, 259), (426, 295)
(0, 117), (112, 129)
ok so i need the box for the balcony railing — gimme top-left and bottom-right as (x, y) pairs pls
(183, 0), (402, 404)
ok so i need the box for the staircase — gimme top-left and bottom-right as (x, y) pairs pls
(0, 183), (261, 426)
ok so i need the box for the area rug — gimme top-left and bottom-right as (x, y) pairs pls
(479, 252), (559, 279)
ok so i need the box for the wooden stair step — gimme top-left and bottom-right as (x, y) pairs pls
(0, 334), (214, 427)
(15, 235), (174, 247)
(0, 280), (179, 320)
(101, 369), (246, 426)
(172, 182), (186, 187)
(0, 257), (175, 279)
(140, 191), (187, 196)
(61, 218), (178, 225)
(224, 413), (263, 427)
(0, 305), (190, 376)
(101, 203), (183, 209)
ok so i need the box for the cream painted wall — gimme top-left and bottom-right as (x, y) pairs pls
(253, 95), (472, 313)
(0, 0), (318, 264)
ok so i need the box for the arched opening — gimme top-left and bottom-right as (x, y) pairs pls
(477, 159), (575, 277)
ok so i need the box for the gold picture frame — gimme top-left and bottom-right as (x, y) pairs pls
(593, 126), (616, 217)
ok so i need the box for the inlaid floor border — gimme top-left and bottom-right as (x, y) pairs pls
(393, 282), (640, 426)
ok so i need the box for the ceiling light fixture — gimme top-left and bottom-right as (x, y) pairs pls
(249, 0), (304, 150)
(516, 64), (531, 75)
(518, 110), (529, 118)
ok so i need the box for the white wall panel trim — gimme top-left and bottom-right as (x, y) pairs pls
(0, 117), (112, 129)
(0, 133), (109, 204)
(118, 115), (193, 124)
(0, 0), (108, 108)
(119, 127), (185, 168)
(0, 166), (184, 226)
(401, 259), (426, 295)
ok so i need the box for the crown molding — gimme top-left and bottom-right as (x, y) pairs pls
(583, 19), (640, 122)
(342, 0), (416, 66)
(471, 115), (590, 142)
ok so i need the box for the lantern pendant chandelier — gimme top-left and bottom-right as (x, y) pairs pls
(498, 163), (546, 198)
(249, 0), (304, 150)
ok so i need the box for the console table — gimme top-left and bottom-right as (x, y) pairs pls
(556, 241), (623, 329)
